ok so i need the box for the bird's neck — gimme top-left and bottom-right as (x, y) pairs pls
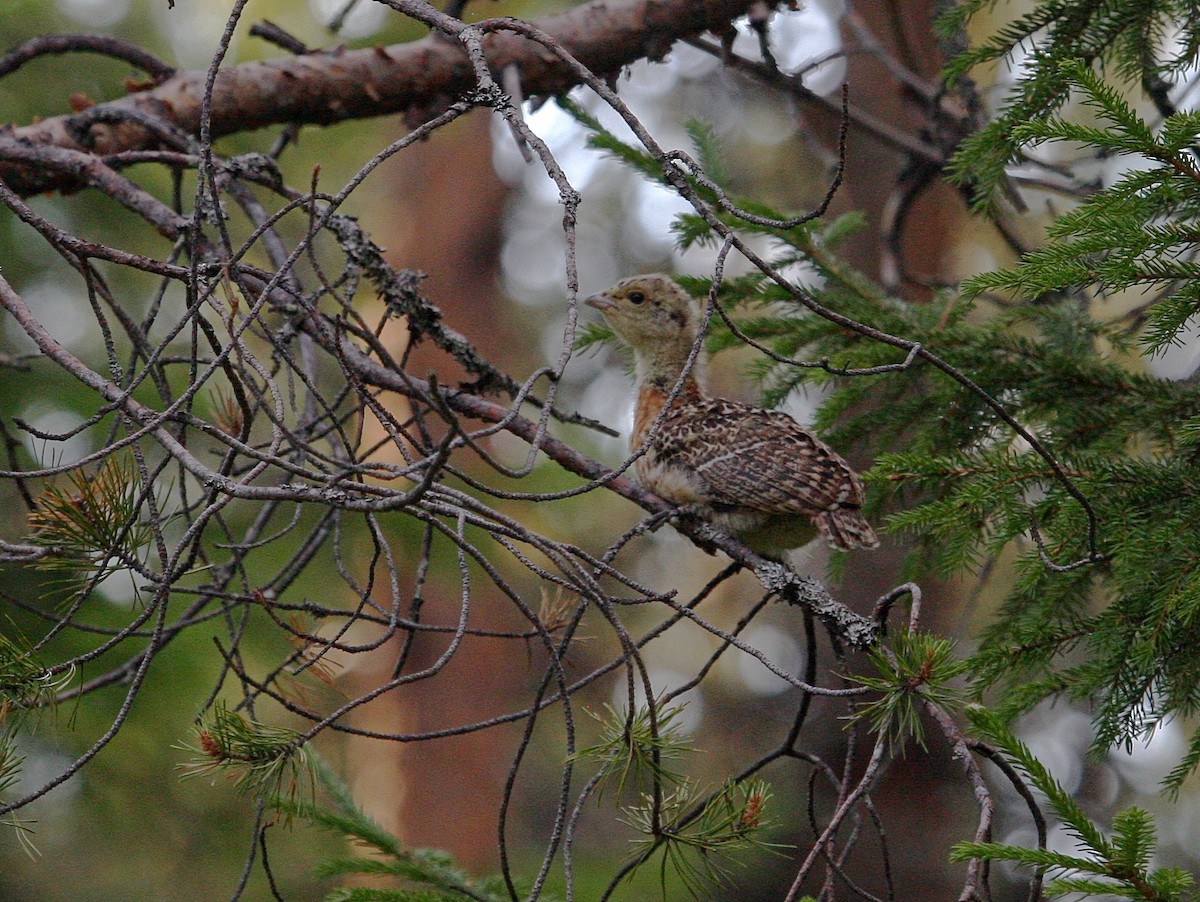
(631, 361), (704, 450)
(633, 338), (705, 397)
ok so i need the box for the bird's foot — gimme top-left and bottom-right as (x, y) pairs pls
(666, 504), (720, 554)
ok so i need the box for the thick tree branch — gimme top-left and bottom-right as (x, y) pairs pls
(1, 0), (762, 196)
(335, 334), (881, 647)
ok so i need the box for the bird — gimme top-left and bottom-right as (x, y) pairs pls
(585, 273), (879, 556)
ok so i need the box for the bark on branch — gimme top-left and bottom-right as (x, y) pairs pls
(338, 337), (881, 647)
(1, 0), (761, 196)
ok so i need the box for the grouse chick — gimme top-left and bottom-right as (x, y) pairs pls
(585, 274), (879, 555)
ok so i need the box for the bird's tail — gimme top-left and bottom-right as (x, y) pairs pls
(815, 508), (880, 551)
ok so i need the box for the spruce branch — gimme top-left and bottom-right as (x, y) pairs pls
(279, 758), (509, 902)
(942, 0), (1200, 205)
(956, 706), (1195, 901)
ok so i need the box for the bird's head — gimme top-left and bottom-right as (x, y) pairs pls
(584, 274), (699, 354)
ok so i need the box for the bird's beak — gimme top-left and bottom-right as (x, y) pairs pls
(584, 292), (616, 312)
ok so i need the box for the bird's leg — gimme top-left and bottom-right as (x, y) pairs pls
(664, 503), (723, 554)
(663, 502), (708, 527)
(626, 503), (721, 554)
(631, 502), (706, 534)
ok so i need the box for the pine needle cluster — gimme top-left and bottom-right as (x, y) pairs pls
(574, 702), (783, 896)
(620, 778), (782, 898)
(28, 456), (154, 589)
(852, 630), (970, 752)
(178, 702), (314, 807)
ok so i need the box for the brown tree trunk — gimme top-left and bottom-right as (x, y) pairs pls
(345, 110), (521, 869)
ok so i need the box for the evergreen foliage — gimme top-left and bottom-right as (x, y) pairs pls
(0, 628), (74, 856)
(573, 703), (784, 896)
(27, 456), (155, 591)
(619, 778), (782, 898)
(283, 707), (781, 900)
(284, 760), (520, 902)
(851, 629), (970, 751)
(941, 0), (1200, 205)
(952, 706), (1195, 900)
(178, 701), (314, 806)
(571, 701), (693, 799)
(12, 0), (1200, 896)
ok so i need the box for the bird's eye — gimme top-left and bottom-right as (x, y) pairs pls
(628, 291), (645, 305)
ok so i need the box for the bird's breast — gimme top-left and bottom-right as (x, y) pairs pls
(634, 454), (707, 506)
(631, 385), (706, 505)
(632, 384), (670, 450)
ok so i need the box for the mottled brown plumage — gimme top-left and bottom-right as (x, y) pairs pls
(586, 274), (879, 554)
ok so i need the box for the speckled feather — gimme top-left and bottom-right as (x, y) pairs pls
(638, 394), (864, 511)
(587, 274), (879, 554)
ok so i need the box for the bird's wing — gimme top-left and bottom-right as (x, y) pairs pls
(656, 399), (864, 515)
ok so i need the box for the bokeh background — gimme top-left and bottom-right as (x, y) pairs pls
(0, 1), (1196, 899)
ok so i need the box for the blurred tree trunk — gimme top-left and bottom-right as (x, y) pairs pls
(821, 0), (975, 300)
(346, 111), (519, 868)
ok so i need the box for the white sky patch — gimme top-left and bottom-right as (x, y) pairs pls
(612, 666), (706, 735)
(631, 181), (692, 255)
(156, 1), (235, 71)
(56, 0), (130, 28)
(667, 42), (721, 80)
(308, 0), (387, 39)
(95, 565), (156, 607)
(621, 58), (681, 102)
(501, 226), (568, 301)
(1109, 719), (1187, 795)
(20, 405), (95, 469)
(492, 98), (602, 195)
(733, 624), (805, 696)
(1146, 317), (1200, 380)
(1017, 703), (1094, 797)
(5, 277), (92, 354)
(768, 5), (845, 92)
